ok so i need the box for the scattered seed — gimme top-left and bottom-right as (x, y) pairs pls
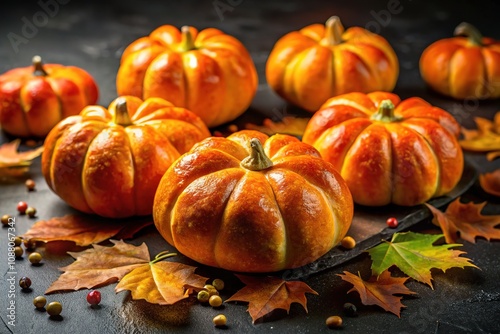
(204, 284), (219, 296)
(33, 296), (47, 309)
(87, 290), (101, 306)
(25, 179), (36, 191)
(213, 314), (227, 327)
(14, 236), (23, 246)
(326, 315), (342, 328)
(19, 276), (32, 289)
(29, 252), (42, 265)
(341, 236), (356, 249)
(17, 201), (28, 214)
(24, 239), (37, 251)
(343, 302), (357, 317)
(212, 278), (225, 291)
(26, 207), (37, 218)
(46, 302), (62, 316)
(1, 214), (11, 226)
(197, 290), (210, 303)
(386, 217), (398, 228)
(209, 295), (223, 308)
(15, 246), (24, 258)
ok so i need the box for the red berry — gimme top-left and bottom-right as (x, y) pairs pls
(386, 217), (398, 228)
(17, 201), (28, 214)
(87, 290), (101, 306)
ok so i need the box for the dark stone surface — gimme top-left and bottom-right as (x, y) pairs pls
(1, 0), (500, 333)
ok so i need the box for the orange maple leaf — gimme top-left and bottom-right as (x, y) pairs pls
(23, 214), (153, 246)
(338, 270), (416, 318)
(115, 260), (208, 305)
(46, 240), (207, 305)
(226, 275), (317, 323)
(426, 198), (500, 244)
(459, 113), (500, 159)
(479, 169), (500, 197)
(0, 139), (43, 178)
(46, 240), (150, 293)
(0, 139), (44, 164)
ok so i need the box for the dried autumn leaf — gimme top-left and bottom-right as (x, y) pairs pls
(245, 116), (310, 137)
(426, 199), (500, 244)
(23, 214), (153, 246)
(338, 270), (416, 318)
(0, 139), (44, 165)
(0, 139), (44, 178)
(46, 240), (150, 294)
(226, 275), (318, 323)
(479, 169), (500, 197)
(459, 114), (500, 153)
(367, 232), (477, 288)
(486, 150), (500, 161)
(115, 260), (208, 305)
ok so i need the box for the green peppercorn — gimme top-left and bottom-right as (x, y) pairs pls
(14, 246), (23, 258)
(46, 302), (62, 316)
(197, 290), (210, 303)
(204, 284), (219, 296)
(213, 314), (227, 327)
(209, 295), (223, 308)
(19, 276), (31, 289)
(212, 278), (225, 291)
(33, 296), (47, 309)
(24, 239), (37, 251)
(26, 207), (37, 218)
(343, 302), (357, 317)
(14, 236), (22, 246)
(1, 214), (11, 226)
(29, 252), (42, 265)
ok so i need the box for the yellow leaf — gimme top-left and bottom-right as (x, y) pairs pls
(0, 139), (43, 166)
(115, 261), (208, 305)
(0, 140), (43, 179)
(459, 115), (500, 152)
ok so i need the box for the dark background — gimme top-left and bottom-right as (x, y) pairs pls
(1, 0), (500, 333)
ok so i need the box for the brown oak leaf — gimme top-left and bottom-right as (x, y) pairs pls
(115, 261), (208, 305)
(0, 139), (44, 178)
(479, 169), (500, 197)
(459, 113), (500, 159)
(426, 199), (500, 244)
(46, 240), (150, 294)
(338, 270), (416, 318)
(23, 214), (153, 246)
(245, 116), (310, 137)
(226, 275), (318, 323)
